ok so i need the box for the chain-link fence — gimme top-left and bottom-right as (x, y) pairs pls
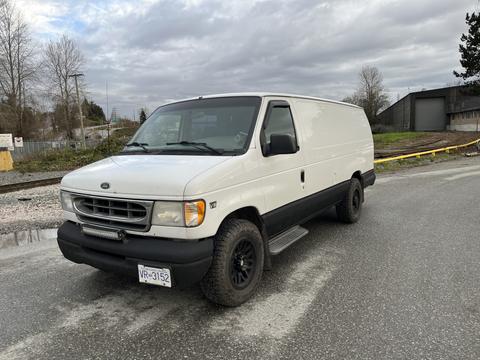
(10, 140), (100, 160)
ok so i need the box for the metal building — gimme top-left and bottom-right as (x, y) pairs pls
(376, 85), (480, 131)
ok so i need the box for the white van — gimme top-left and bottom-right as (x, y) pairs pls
(58, 93), (375, 306)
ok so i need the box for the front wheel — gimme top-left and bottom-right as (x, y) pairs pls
(200, 219), (264, 306)
(336, 178), (363, 223)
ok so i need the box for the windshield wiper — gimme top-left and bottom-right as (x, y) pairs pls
(125, 142), (150, 153)
(166, 141), (224, 155)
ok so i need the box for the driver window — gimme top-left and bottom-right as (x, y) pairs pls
(264, 106), (297, 147)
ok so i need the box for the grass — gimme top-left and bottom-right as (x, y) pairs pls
(14, 127), (137, 173)
(373, 132), (429, 147)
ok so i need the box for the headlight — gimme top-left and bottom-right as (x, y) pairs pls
(152, 202), (184, 227)
(60, 191), (74, 212)
(151, 200), (206, 227)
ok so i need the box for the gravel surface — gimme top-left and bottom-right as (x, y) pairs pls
(0, 171), (69, 186)
(0, 185), (63, 235)
(0, 157), (479, 360)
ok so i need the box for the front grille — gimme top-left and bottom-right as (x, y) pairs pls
(72, 195), (153, 232)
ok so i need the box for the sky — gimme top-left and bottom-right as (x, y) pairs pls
(16, 0), (480, 118)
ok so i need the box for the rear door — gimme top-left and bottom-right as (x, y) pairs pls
(258, 99), (306, 236)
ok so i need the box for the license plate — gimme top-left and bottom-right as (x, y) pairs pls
(138, 265), (172, 288)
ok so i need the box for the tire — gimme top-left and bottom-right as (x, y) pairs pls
(336, 178), (363, 223)
(200, 218), (264, 307)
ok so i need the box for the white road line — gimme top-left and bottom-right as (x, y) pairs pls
(58, 288), (182, 333)
(1, 247), (342, 359)
(0, 333), (47, 360)
(445, 170), (480, 181)
(208, 248), (342, 340)
(0, 276), (201, 359)
(409, 165), (480, 178)
(377, 164), (480, 184)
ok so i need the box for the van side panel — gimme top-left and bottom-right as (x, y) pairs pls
(292, 99), (373, 197)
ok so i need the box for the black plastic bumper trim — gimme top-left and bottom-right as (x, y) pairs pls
(57, 221), (213, 287)
(362, 169), (376, 188)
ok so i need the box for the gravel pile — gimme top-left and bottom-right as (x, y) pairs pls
(0, 170), (70, 186)
(0, 184), (64, 234)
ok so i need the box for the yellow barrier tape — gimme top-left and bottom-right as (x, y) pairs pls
(374, 137), (480, 164)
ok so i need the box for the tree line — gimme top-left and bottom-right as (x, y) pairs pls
(0, 0), (105, 140)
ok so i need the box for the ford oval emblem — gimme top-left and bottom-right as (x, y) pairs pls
(101, 182), (110, 190)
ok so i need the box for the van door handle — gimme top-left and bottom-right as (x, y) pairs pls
(300, 170), (305, 183)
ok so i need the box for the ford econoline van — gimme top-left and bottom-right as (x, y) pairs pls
(58, 93), (375, 306)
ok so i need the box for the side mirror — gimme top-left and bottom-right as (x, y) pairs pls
(268, 134), (297, 156)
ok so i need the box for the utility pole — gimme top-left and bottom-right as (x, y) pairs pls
(69, 73), (86, 149)
(106, 81), (109, 123)
(106, 80), (110, 155)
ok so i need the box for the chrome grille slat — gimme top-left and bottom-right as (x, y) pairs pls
(82, 204), (131, 211)
(72, 194), (153, 232)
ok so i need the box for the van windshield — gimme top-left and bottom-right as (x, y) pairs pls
(123, 97), (262, 156)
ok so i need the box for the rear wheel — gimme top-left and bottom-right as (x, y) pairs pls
(200, 218), (264, 306)
(336, 178), (363, 223)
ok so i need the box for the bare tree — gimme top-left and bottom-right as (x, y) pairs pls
(343, 66), (390, 124)
(43, 35), (84, 139)
(0, 0), (36, 135)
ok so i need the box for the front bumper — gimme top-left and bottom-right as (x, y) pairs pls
(57, 221), (213, 287)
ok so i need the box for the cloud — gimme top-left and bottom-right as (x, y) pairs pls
(16, 0), (477, 117)
(16, 0), (71, 37)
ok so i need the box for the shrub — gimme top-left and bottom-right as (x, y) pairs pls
(371, 124), (395, 134)
(14, 127), (138, 173)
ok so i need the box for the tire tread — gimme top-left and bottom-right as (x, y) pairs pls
(336, 178), (363, 223)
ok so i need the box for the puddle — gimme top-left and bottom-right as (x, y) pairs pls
(0, 228), (57, 250)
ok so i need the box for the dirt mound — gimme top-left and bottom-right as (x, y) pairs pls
(375, 132), (480, 158)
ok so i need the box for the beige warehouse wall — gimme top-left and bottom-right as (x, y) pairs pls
(449, 112), (480, 131)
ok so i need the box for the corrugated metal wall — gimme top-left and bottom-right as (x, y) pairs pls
(376, 95), (411, 130)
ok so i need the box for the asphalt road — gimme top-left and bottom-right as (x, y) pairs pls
(1, 158), (479, 360)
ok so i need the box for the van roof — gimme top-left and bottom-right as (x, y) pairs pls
(168, 92), (361, 109)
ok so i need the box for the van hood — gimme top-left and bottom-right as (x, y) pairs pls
(61, 155), (231, 198)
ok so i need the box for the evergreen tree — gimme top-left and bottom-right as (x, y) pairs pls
(139, 109), (147, 124)
(89, 101), (106, 122)
(81, 98), (106, 124)
(454, 12), (480, 86)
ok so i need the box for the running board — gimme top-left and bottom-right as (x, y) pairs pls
(268, 226), (309, 255)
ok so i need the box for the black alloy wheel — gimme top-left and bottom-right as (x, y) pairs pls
(230, 239), (257, 289)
